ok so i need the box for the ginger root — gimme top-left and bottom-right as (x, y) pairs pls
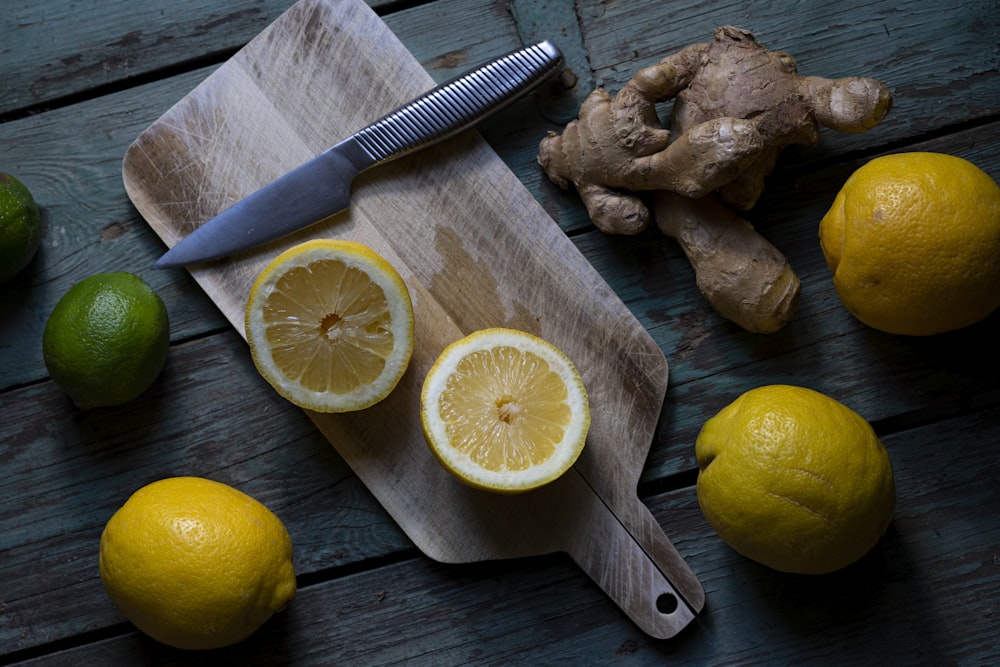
(538, 26), (892, 332)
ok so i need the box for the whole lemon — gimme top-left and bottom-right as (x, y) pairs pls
(695, 385), (895, 575)
(43, 272), (169, 409)
(819, 152), (1000, 335)
(99, 477), (297, 650)
(0, 172), (42, 283)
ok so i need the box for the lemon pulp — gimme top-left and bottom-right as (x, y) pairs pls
(421, 328), (590, 493)
(246, 239), (414, 413)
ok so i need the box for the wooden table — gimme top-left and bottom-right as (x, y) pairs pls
(2, 1), (998, 664)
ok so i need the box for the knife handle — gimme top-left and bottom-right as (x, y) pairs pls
(350, 41), (564, 165)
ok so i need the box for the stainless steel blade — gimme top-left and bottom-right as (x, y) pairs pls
(154, 40), (564, 268)
(153, 142), (362, 268)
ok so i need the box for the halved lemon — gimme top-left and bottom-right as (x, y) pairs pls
(420, 328), (590, 493)
(245, 239), (414, 413)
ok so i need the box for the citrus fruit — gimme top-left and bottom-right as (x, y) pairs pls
(819, 152), (1000, 335)
(695, 385), (895, 575)
(245, 239), (414, 413)
(420, 328), (590, 493)
(43, 272), (169, 409)
(99, 476), (296, 650)
(0, 172), (42, 283)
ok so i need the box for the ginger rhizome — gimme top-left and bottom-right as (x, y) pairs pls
(538, 26), (892, 333)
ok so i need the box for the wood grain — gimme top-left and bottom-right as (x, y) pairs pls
(0, 0), (405, 117)
(3, 0), (999, 661)
(121, 0), (701, 638)
(20, 402), (1000, 664)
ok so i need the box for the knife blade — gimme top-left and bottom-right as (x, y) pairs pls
(153, 40), (564, 269)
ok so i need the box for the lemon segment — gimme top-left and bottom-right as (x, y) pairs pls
(245, 239), (414, 413)
(421, 328), (590, 493)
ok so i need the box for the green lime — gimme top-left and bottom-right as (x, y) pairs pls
(0, 173), (42, 283)
(43, 273), (170, 409)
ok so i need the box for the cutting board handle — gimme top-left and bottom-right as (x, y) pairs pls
(563, 484), (700, 639)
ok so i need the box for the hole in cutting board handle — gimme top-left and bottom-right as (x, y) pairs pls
(656, 592), (679, 614)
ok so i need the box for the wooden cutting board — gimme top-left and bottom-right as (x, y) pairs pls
(122, 0), (703, 638)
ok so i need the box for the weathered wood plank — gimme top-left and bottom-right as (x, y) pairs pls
(0, 67), (230, 393)
(575, 0), (999, 141)
(507, 0), (596, 124)
(516, 0), (1000, 234)
(6, 0), (998, 236)
(16, 403), (999, 665)
(4, 0), (996, 392)
(576, 122), (1000, 478)
(6, 118), (996, 655)
(659, 402), (1000, 666)
(0, 331), (413, 655)
(1, 0), (409, 117)
(11, 110), (994, 474)
(3, 1), (1000, 662)
(0, 0), (527, 392)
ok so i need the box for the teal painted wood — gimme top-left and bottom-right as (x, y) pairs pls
(574, 0), (1000, 143)
(12, 404), (999, 664)
(507, 0), (595, 123)
(0, 0), (405, 117)
(0, 331), (414, 654)
(4, 0), (996, 391)
(0, 67), (230, 393)
(530, 0), (1000, 234)
(384, 0), (522, 73)
(2, 0), (1000, 662)
(0, 0), (527, 392)
(575, 123), (1000, 478)
(5, 0), (997, 233)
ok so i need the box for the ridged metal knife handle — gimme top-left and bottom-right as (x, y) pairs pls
(351, 40), (563, 165)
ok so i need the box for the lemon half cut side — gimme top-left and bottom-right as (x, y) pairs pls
(245, 239), (414, 413)
(420, 328), (590, 493)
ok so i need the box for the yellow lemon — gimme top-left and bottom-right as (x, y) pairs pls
(695, 385), (894, 575)
(0, 172), (42, 283)
(819, 152), (1000, 335)
(420, 328), (590, 493)
(43, 272), (169, 409)
(99, 477), (296, 650)
(245, 239), (414, 413)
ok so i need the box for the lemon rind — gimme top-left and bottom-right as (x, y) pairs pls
(420, 328), (590, 493)
(245, 240), (415, 413)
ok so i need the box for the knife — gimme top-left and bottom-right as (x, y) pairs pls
(153, 40), (564, 269)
